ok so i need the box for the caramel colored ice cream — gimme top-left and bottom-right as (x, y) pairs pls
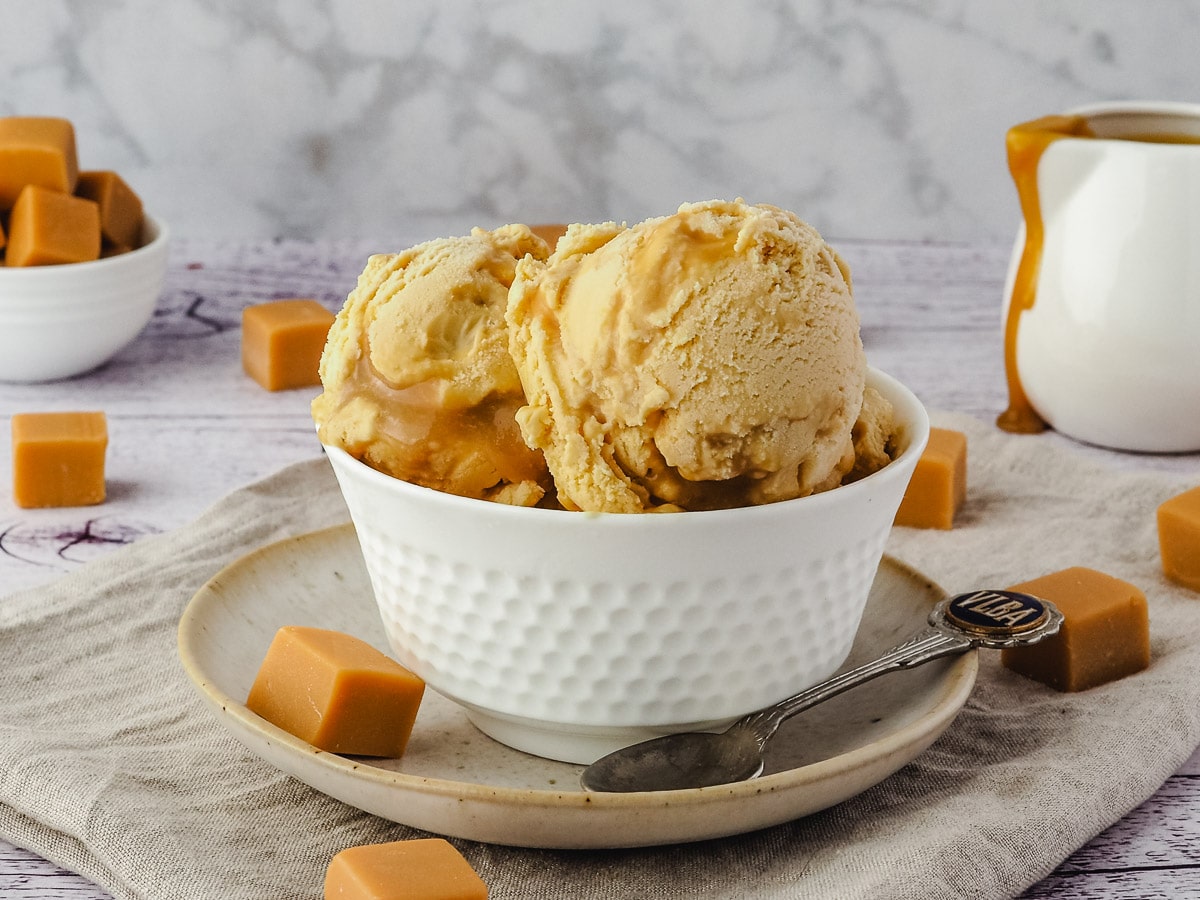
(312, 225), (552, 505)
(506, 200), (891, 512)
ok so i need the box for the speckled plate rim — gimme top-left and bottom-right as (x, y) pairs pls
(178, 523), (977, 849)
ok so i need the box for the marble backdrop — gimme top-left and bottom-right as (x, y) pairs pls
(5, 1), (1200, 244)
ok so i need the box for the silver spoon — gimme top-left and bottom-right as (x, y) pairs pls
(580, 589), (1063, 793)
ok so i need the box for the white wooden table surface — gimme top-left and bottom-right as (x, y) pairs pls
(1, 235), (1198, 898)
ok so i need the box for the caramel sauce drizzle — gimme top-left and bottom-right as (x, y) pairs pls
(996, 114), (1095, 434)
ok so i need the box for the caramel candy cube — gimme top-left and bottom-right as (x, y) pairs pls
(0, 116), (79, 210)
(1158, 485), (1200, 592)
(246, 626), (425, 757)
(325, 839), (488, 900)
(6, 185), (101, 266)
(894, 427), (967, 529)
(75, 170), (144, 250)
(1001, 567), (1150, 692)
(11, 412), (108, 508)
(242, 299), (335, 391)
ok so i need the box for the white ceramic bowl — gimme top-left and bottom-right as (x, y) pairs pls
(324, 368), (930, 764)
(0, 214), (169, 382)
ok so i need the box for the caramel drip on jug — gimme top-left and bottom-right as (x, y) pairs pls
(997, 115), (1094, 434)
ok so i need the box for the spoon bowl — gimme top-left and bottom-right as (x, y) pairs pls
(582, 725), (765, 793)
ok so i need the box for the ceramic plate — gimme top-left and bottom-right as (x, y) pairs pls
(177, 524), (977, 849)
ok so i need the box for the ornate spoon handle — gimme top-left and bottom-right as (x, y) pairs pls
(736, 589), (1064, 748)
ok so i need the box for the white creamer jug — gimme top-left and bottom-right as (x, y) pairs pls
(998, 101), (1200, 452)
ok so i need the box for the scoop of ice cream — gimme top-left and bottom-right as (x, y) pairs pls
(312, 225), (552, 504)
(845, 385), (896, 484)
(506, 199), (884, 512)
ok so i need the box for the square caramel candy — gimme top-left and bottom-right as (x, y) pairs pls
(75, 170), (144, 251)
(11, 412), (108, 508)
(325, 839), (487, 900)
(246, 626), (425, 757)
(1158, 485), (1200, 592)
(241, 298), (335, 391)
(1000, 567), (1150, 692)
(0, 116), (79, 210)
(894, 427), (967, 529)
(6, 184), (101, 266)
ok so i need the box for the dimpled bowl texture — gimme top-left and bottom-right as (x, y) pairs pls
(324, 368), (930, 764)
(0, 214), (169, 382)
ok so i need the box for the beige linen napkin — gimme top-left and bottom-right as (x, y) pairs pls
(2, 412), (1199, 900)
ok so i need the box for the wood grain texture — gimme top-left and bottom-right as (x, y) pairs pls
(1, 236), (1197, 899)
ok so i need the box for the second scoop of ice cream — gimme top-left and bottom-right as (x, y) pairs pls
(506, 199), (889, 513)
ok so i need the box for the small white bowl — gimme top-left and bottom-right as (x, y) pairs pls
(323, 368), (930, 764)
(0, 214), (169, 382)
